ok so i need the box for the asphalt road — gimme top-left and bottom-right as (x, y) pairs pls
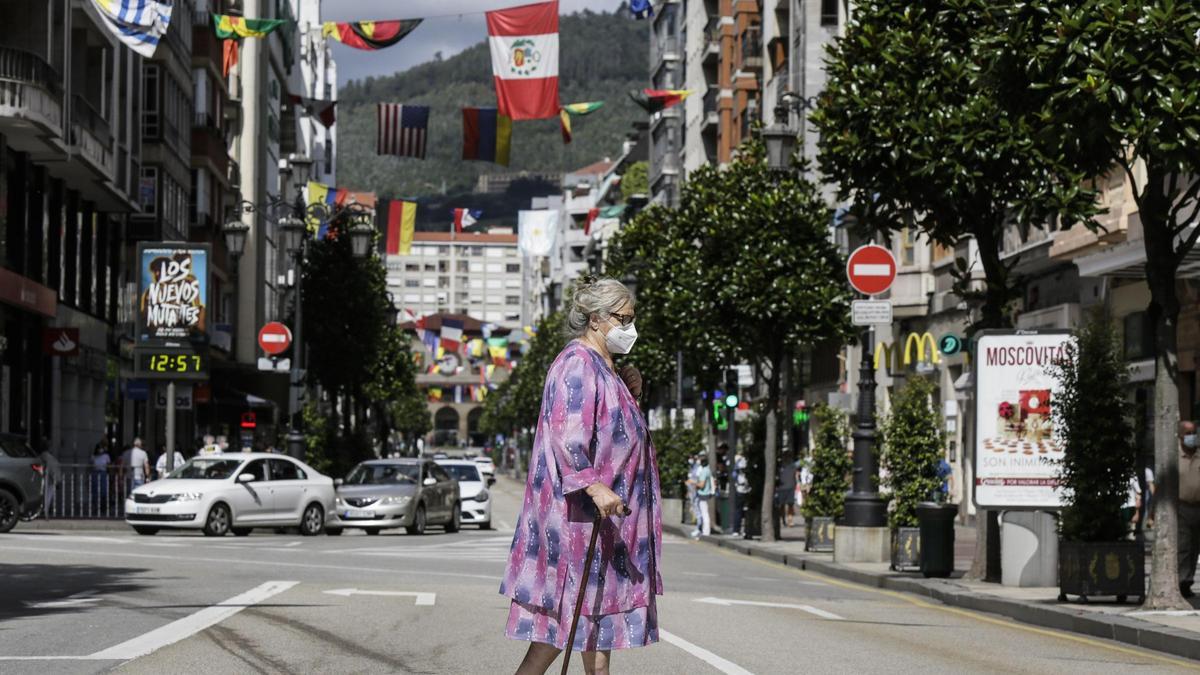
(0, 477), (1196, 674)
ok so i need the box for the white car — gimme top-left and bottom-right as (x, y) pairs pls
(472, 455), (496, 477)
(125, 453), (335, 537)
(437, 459), (494, 529)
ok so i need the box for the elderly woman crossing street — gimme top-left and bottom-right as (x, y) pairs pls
(501, 276), (663, 675)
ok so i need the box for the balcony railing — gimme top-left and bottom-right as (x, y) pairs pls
(72, 94), (112, 146)
(740, 28), (763, 68)
(0, 47), (61, 94)
(703, 87), (719, 115)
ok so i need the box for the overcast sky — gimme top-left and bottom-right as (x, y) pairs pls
(323, 0), (627, 84)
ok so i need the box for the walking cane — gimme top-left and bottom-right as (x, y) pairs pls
(560, 505), (631, 675)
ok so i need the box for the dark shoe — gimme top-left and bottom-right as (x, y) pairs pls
(1181, 584), (1195, 599)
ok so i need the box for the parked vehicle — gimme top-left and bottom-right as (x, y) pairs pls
(0, 434), (45, 534)
(437, 459), (495, 529)
(472, 455), (496, 477)
(124, 453), (334, 537)
(328, 459), (459, 536)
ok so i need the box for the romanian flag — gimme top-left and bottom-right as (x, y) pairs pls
(462, 108), (512, 166)
(629, 89), (692, 114)
(213, 14), (285, 39)
(322, 19), (422, 51)
(306, 182), (348, 240)
(377, 199), (417, 255)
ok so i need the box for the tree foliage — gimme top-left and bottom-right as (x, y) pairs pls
(812, 0), (1100, 329)
(480, 311), (568, 438)
(620, 161), (649, 201)
(1051, 312), (1136, 543)
(880, 377), (944, 530)
(803, 404), (853, 520)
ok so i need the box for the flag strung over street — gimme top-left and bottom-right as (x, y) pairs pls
(629, 88), (693, 113)
(440, 319), (464, 352)
(289, 95), (337, 128)
(559, 109), (573, 144)
(518, 210), (558, 257)
(461, 108), (512, 166)
(563, 101), (605, 116)
(306, 181), (348, 240)
(322, 19), (422, 50)
(377, 199), (417, 255)
(377, 104), (429, 158)
(453, 209), (483, 233)
(91, 0), (173, 57)
(212, 14), (286, 39)
(629, 0), (654, 19)
(420, 329), (439, 356)
(222, 39), (239, 77)
(487, 1), (560, 120)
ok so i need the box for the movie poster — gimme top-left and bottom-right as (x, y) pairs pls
(137, 244), (210, 342)
(973, 331), (1073, 509)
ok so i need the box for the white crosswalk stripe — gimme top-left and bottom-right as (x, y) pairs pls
(327, 537), (513, 561)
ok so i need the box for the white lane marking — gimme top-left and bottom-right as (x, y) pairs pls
(694, 597), (845, 620)
(282, 541), (302, 547)
(0, 545), (500, 581)
(30, 592), (100, 609)
(88, 581), (298, 660)
(680, 572), (719, 577)
(798, 581), (829, 587)
(323, 589), (436, 605)
(660, 629), (753, 675)
(852, 263), (891, 276)
(3, 534), (138, 545)
(498, 519), (513, 530)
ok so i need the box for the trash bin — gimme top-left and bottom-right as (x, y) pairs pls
(916, 502), (957, 578)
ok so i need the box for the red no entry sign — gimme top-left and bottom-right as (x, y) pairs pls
(846, 244), (897, 296)
(258, 322), (293, 355)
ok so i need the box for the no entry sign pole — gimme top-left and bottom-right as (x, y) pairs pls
(843, 244), (895, 533)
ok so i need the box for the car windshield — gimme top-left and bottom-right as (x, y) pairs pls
(168, 458), (243, 480)
(0, 437), (36, 458)
(443, 465), (481, 482)
(345, 463), (419, 485)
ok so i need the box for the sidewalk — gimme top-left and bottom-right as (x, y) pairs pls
(666, 519), (1200, 663)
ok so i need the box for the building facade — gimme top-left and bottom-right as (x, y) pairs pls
(386, 232), (525, 327)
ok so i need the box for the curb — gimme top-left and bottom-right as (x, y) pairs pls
(11, 519), (130, 532)
(664, 523), (1200, 662)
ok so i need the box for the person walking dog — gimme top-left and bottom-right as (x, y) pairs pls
(501, 276), (663, 675)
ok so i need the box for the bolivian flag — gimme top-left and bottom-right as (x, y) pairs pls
(212, 14), (285, 39)
(323, 20), (422, 51)
(629, 89), (692, 114)
(559, 101), (604, 144)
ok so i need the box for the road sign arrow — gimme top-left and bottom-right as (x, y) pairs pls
(693, 597), (843, 620)
(323, 589), (436, 606)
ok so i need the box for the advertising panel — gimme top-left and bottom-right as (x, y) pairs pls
(973, 330), (1073, 509)
(136, 243), (210, 343)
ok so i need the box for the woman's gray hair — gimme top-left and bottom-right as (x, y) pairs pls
(565, 275), (634, 338)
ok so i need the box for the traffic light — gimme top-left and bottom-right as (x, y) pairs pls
(712, 396), (729, 431)
(793, 401), (809, 426)
(724, 392), (739, 408)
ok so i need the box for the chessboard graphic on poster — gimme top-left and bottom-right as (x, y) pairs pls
(973, 331), (1074, 509)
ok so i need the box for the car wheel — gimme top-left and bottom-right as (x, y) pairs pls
(364, 528), (380, 536)
(406, 504), (427, 536)
(325, 528), (343, 536)
(299, 503), (325, 536)
(232, 528), (252, 537)
(133, 526), (159, 536)
(479, 520), (492, 530)
(0, 489), (18, 534)
(203, 503), (231, 537)
(445, 504), (460, 533)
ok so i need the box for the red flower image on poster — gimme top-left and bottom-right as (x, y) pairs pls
(1020, 389), (1051, 416)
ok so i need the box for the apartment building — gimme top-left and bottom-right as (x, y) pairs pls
(386, 232), (525, 327)
(649, 1), (685, 206)
(0, 1), (142, 460)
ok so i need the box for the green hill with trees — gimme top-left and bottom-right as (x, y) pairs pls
(336, 8), (648, 227)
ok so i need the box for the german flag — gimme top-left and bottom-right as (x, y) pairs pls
(322, 20), (422, 51)
(629, 89), (692, 114)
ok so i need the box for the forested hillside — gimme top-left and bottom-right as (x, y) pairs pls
(337, 8), (648, 220)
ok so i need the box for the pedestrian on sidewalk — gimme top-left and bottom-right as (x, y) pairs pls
(685, 454), (702, 530)
(155, 447), (185, 479)
(501, 276), (662, 675)
(694, 457), (715, 537)
(124, 438), (151, 490)
(91, 440), (111, 511)
(1178, 420), (1200, 598)
(731, 449), (751, 536)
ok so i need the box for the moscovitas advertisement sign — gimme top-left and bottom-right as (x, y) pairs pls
(973, 330), (1073, 510)
(137, 243), (210, 343)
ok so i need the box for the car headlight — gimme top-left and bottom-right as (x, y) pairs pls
(335, 497), (346, 506)
(169, 492), (203, 502)
(380, 495), (411, 506)
(474, 490), (489, 503)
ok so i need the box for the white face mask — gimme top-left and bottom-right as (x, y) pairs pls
(604, 321), (638, 355)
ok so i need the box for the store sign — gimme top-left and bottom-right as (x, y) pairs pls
(136, 243), (210, 343)
(973, 330), (1073, 509)
(155, 385), (194, 410)
(42, 327), (80, 356)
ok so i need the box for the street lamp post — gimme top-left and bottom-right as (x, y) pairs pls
(222, 218), (250, 361)
(279, 213), (308, 460)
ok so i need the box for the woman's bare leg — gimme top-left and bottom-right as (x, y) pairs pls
(515, 642), (561, 675)
(581, 650), (611, 675)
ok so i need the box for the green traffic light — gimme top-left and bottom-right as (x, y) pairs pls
(724, 394), (739, 408)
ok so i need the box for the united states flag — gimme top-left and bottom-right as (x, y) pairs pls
(377, 104), (429, 158)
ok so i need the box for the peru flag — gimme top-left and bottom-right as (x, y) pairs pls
(486, 1), (559, 120)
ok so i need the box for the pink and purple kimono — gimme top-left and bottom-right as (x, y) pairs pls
(501, 340), (663, 652)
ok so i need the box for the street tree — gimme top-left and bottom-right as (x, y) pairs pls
(994, 0), (1200, 609)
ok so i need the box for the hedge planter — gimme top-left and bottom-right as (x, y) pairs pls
(1058, 540), (1145, 603)
(805, 516), (835, 552)
(891, 527), (921, 572)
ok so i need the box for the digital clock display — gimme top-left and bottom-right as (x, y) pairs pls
(137, 352), (208, 378)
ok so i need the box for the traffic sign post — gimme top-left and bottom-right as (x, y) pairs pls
(846, 244), (897, 297)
